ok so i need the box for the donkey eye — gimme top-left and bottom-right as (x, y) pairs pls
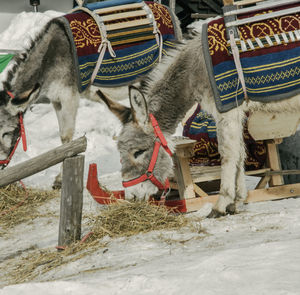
(133, 149), (146, 159)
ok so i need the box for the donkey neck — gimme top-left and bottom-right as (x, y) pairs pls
(146, 51), (200, 134)
(145, 34), (212, 135)
(10, 21), (69, 96)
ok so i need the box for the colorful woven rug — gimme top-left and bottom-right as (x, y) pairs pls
(202, 3), (300, 112)
(183, 104), (267, 171)
(60, 0), (180, 91)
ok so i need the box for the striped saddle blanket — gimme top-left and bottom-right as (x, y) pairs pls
(183, 104), (267, 170)
(60, 0), (181, 91)
(202, 2), (300, 112)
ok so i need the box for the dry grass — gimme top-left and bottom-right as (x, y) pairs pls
(1, 200), (191, 286)
(0, 183), (59, 232)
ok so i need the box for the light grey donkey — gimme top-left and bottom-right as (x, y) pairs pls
(96, 30), (300, 218)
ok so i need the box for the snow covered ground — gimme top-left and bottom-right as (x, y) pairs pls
(1, 11), (300, 295)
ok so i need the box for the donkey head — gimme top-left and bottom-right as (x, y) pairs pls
(0, 82), (40, 167)
(96, 86), (174, 201)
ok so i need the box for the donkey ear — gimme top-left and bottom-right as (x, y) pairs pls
(129, 85), (149, 127)
(96, 89), (131, 124)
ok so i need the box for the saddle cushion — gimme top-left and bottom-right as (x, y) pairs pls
(202, 2), (300, 112)
(183, 104), (267, 171)
(60, 1), (180, 90)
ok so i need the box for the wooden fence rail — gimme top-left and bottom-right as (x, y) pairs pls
(0, 136), (87, 187)
(0, 136), (87, 248)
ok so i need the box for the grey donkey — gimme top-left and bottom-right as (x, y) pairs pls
(97, 31), (300, 218)
(0, 19), (103, 187)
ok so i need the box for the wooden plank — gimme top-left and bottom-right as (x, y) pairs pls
(223, 0), (234, 5)
(111, 35), (154, 46)
(108, 26), (153, 38)
(173, 154), (196, 200)
(226, 6), (300, 27)
(101, 10), (147, 22)
(233, 0), (264, 6)
(255, 175), (271, 189)
(175, 146), (195, 158)
(0, 136), (87, 188)
(169, 0), (176, 12)
(257, 170), (300, 176)
(58, 155), (85, 247)
(191, 13), (218, 19)
(248, 112), (299, 141)
(173, 136), (196, 148)
(246, 168), (271, 176)
(266, 141), (284, 186)
(246, 183), (300, 203)
(225, 0), (300, 16)
(192, 169), (221, 183)
(106, 19), (151, 32)
(190, 166), (272, 184)
(172, 183), (300, 212)
(193, 183), (209, 197)
(185, 194), (219, 212)
(94, 3), (144, 15)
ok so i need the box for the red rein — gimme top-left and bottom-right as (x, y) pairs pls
(0, 91), (27, 167)
(122, 113), (172, 192)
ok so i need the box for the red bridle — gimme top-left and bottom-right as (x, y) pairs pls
(0, 91), (27, 167)
(122, 113), (173, 192)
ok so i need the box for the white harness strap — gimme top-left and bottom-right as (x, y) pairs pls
(228, 29), (248, 100)
(144, 4), (163, 62)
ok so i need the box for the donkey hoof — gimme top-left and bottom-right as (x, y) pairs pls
(226, 203), (237, 215)
(207, 209), (226, 219)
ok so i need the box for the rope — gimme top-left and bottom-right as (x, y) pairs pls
(229, 29), (248, 101)
(69, 6), (116, 85)
(145, 4), (163, 62)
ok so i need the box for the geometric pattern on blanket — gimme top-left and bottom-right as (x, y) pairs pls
(183, 104), (267, 171)
(202, 2), (300, 112)
(60, 1), (180, 91)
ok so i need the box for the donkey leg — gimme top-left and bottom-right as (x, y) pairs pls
(51, 89), (80, 189)
(209, 109), (244, 217)
(235, 139), (247, 201)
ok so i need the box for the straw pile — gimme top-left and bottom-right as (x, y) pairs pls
(2, 200), (190, 286)
(0, 183), (59, 231)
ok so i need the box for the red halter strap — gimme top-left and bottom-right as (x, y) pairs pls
(0, 90), (27, 167)
(122, 113), (172, 191)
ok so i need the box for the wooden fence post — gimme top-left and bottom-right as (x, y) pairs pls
(58, 155), (85, 247)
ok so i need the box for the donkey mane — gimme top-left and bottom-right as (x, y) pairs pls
(4, 19), (67, 87)
(139, 40), (187, 94)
